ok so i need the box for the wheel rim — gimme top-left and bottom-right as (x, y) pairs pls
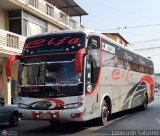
(102, 102), (108, 122)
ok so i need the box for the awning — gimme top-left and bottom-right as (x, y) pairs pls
(46, 0), (88, 17)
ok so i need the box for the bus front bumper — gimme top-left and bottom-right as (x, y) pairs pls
(19, 108), (85, 122)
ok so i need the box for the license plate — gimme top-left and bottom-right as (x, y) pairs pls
(39, 113), (51, 119)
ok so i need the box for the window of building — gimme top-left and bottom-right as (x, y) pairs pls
(8, 10), (21, 18)
(29, 0), (38, 8)
(8, 10), (47, 37)
(60, 13), (66, 23)
(22, 11), (47, 37)
(119, 41), (123, 45)
(8, 10), (21, 35)
(46, 4), (54, 16)
(9, 19), (21, 35)
(7, 34), (19, 49)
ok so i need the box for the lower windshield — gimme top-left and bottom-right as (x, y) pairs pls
(18, 60), (83, 97)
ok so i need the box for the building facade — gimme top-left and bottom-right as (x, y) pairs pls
(0, 0), (88, 104)
(102, 33), (129, 47)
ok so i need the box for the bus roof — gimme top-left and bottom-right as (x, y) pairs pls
(26, 30), (85, 39)
(25, 29), (153, 65)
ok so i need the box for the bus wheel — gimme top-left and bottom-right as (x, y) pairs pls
(97, 100), (108, 125)
(140, 95), (148, 111)
(9, 112), (19, 127)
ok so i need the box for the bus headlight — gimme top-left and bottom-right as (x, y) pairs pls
(63, 102), (82, 109)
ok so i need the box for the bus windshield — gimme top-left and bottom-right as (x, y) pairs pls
(18, 60), (83, 97)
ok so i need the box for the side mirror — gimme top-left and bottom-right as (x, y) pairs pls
(74, 48), (86, 73)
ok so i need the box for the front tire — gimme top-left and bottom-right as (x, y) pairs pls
(9, 112), (19, 127)
(96, 100), (108, 125)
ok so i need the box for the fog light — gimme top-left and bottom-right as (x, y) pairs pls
(36, 114), (40, 118)
(53, 113), (57, 118)
(71, 111), (84, 118)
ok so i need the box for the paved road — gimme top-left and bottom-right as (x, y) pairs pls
(1, 92), (160, 136)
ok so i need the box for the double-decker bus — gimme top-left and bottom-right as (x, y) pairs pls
(6, 30), (154, 125)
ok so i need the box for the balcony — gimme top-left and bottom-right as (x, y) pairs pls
(4, 0), (87, 31)
(0, 29), (26, 57)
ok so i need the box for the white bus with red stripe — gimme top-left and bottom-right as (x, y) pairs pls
(6, 30), (154, 125)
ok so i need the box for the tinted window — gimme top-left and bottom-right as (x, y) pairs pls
(86, 35), (100, 92)
(102, 52), (115, 67)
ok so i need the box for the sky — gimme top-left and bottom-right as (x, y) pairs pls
(75, 0), (160, 73)
(75, 0), (160, 44)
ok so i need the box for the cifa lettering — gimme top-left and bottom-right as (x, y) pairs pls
(112, 69), (134, 81)
(24, 36), (81, 49)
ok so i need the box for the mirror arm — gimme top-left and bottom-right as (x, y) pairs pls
(6, 55), (20, 78)
(74, 48), (86, 73)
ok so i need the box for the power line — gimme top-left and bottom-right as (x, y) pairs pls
(97, 23), (160, 31)
(131, 37), (160, 45)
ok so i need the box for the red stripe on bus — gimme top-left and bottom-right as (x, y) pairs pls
(140, 75), (154, 101)
(46, 98), (64, 108)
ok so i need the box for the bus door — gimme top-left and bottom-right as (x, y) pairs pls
(85, 35), (100, 116)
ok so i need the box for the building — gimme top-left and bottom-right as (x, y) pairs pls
(102, 33), (129, 47)
(0, 0), (88, 104)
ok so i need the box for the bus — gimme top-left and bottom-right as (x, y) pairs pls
(6, 30), (154, 125)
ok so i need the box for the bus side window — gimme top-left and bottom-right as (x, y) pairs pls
(102, 52), (115, 67)
(115, 57), (123, 68)
(132, 63), (139, 72)
(150, 68), (153, 74)
(124, 60), (132, 70)
(124, 60), (129, 69)
(139, 65), (145, 73)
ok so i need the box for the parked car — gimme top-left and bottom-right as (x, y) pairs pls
(0, 99), (19, 126)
